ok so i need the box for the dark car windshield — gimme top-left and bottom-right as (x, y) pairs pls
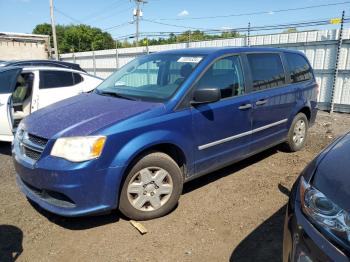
(95, 53), (204, 102)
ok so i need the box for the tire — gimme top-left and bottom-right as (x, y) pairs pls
(285, 113), (309, 152)
(119, 152), (183, 220)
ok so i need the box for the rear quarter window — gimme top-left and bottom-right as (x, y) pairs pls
(73, 73), (84, 85)
(247, 53), (286, 91)
(285, 53), (313, 83)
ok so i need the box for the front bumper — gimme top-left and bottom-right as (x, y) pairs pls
(13, 140), (124, 217)
(283, 199), (349, 262)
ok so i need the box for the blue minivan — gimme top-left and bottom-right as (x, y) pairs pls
(13, 47), (318, 220)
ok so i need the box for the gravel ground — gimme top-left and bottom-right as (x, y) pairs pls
(0, 111), (349, 262)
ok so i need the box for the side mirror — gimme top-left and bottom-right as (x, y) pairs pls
(191, 87), (221, 105)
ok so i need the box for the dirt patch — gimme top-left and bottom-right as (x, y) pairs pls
(0, 111), (349, 262)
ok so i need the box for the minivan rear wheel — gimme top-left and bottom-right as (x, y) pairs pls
(119, 152), (183, 220)
(285, 113), (309, 152)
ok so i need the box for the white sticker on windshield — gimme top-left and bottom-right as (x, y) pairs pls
(114, 81), (125, 86)
(177, 57), (202, 63)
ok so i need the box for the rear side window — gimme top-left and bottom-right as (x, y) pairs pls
(195, 55), (245, 99)
(247, 53), (286, 91)
(285, 53), (313, 83)
(39, 71), (74, 89)
(73, 73), (84, 85)
(0, 69), (20, 94)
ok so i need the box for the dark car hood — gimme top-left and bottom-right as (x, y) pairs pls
(22, 93), (163, 139)
(313, 133), (350, 212)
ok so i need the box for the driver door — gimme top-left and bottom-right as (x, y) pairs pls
(0, 68), (22, 141)
(191, 55), (254, 175)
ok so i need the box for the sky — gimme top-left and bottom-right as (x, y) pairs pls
(0, 0), (349, 39)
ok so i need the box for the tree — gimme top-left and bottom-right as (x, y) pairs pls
(33, 23), (244, 53)
(33, 23), (115, 53)
(220, 31), (241, 39)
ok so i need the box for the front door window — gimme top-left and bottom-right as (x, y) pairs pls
(194, 55), (245, 99)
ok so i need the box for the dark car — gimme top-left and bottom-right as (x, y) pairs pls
(283, 133), (350, 262)
(0, 60), (85, 72)
(13, 47), (318, 220)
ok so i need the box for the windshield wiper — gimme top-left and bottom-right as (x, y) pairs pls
(95, 90), (136, 101)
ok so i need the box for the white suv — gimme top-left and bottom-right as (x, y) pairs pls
(0, 66), (102, 142)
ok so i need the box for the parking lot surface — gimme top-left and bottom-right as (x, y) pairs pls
(1, 111), (349, 262)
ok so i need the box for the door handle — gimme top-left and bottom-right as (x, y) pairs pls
(256, 99), (268, 106)
(31, 99), (36, 109)
(0, 102), (4, 107)
(238, 103), (252, 110)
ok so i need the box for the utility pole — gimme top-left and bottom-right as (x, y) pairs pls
(247, 22), (251, 47)
(133, 0), (147, 46)
(49, 0), (59, 60)
(330, 10), (345, 113)
(187, 31), (191, 48)
(115, 40), (119, 69)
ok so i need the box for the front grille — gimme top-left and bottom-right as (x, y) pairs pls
(20, 133), (48, 162)
(23, 147), (41, 161)
(28, 134), (48, 147)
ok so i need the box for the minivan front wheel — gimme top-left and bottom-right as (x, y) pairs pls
(285, 113), (309, 152)
(119, 152), (183, 220)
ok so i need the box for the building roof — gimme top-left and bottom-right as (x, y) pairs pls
(0, 32), (49, 43)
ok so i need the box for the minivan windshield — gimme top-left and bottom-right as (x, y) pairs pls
(95, 53), (204, 102)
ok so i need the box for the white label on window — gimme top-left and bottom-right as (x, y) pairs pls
(177, 57), (202, 63)
(115, 81), (125, 86)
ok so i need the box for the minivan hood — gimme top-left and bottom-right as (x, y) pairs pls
(313, 133), (350, 213)
(22, 93), (163, 139)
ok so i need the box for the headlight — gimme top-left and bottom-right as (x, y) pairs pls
(300, 176), (350, 243)
(51, 136), (106, 162)
(15, 122), (24, 140)
(15, 128), (24, 141)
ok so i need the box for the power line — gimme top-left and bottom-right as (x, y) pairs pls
(54, 6), (133, 35)
(54, 8), (85, 24)
(54, 0), (130, 24)
(142, 18), (215, 31)
(88, 6), (133, 24)
(103, 21), (133, 31)
(81, 0), (129, 22)
(152, 1), (350, 21)
(54, 5), (133, 33)
(141, 16), (350, 34)
(113, 17), (350, 39)
(55, 1), (132, 26)
(243, 18), (350, 32)
(85, 3), (133, 24)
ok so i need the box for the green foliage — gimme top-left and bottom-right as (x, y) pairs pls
(135, 30), (242, 47)
(33, 23), (115, 53)
(33, 23), (243, 53)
